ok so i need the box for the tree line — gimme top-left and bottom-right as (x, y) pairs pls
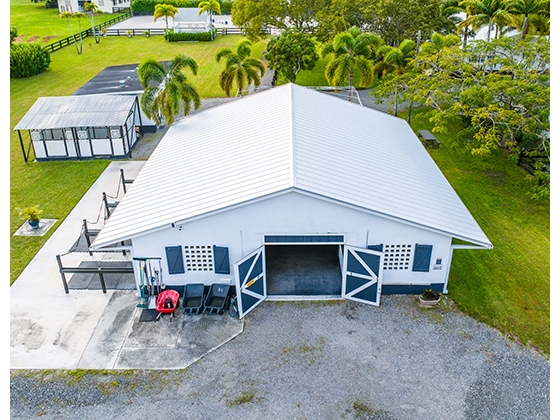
(254, 0), (550, 200)
(231, 0), (549, 46)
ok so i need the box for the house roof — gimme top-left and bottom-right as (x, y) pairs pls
(13, 94), (137, 130)
(92, 83), (492, 249)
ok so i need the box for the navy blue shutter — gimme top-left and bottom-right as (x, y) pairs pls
(213, 246), (230, 274)
(367, 244), (384, 252)
(165, 246), (184, 274)
(412, 244), (433, 272)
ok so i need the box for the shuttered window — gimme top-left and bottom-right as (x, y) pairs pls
(213, 246), (230, 274)
(412, 244), (433, 272)
(165, 246), (185, 274)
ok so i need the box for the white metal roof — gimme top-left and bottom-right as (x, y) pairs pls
(13, 94), (137, 130)
(92, 83), (492, 249)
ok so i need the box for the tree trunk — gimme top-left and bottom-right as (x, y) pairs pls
(394, 87), (398, 116)
(522, 15), (529, 39)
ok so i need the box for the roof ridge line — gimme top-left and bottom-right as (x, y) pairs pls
(289, 83), (296, 187)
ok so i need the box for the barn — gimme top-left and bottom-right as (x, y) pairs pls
(90, 83), (492, 317)
(14, 94), (142, 162)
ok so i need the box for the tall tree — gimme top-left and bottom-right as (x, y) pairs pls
(264, 29), (319, 83)
(419, 32), (461, 63)
(59, 11), (86, 54)
(84, 1), (101, 44)
(362, 0), (447, 46)
(320, 27), (379, 91)
(215, 39), (266, 96)
(375, 38), (416, 115)
(232, 0), (328, 41)
(507, 0), (549, 38)
(137, 55), (201, 127)
(459, 0), (515, 40)
(198, 0), (221, 39)
(154, 3), (178, 33)
(372, 36), (550, 198)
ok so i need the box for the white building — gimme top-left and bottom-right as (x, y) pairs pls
(91, 83), (492, 317)
(14, 94), (142, 161)
(58, 0), (131, 14)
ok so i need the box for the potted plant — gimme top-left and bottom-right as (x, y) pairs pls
(144, 30), (151, 38)
(418, 288), (441, 308)
(126, 30), (133, 38)
(18, 205), (43, 229)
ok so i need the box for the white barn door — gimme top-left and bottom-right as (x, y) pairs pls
(342, 246), (383, 306)
(234, 246), (266, 318)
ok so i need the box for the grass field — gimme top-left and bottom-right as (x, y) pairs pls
(10, 1), (550, 356)
(407, 110), (550, 355)
(10, 0), (128, 42)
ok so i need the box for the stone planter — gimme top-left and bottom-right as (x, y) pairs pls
(418, 294), (440, 308)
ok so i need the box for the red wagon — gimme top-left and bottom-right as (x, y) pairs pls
(155, 289), (180, 321)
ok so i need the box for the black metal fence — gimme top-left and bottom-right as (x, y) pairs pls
(43, 11), (133, 53)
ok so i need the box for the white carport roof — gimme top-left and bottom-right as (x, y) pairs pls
(92, 83), (492, 249)
(13, 94), (137, 130)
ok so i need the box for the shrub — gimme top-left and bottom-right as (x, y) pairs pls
(131, 0), (232, 15)
(10, 43), (51, 78)
(165, 28), (217, 42)
(10, 27), (18, 45)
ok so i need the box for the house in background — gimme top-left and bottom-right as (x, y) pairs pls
(57, 0), (131, 14)
(91, 83), (492, 317)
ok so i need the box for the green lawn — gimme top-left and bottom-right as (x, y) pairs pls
(407, 109), (550, 355)
(10, 0), (128, 42)
(10, 1), (549, 357)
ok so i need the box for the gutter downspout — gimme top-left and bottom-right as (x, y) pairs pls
(443, 243), (493, 293)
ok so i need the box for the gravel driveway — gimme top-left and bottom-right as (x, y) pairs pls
(10, 296), (549, 419)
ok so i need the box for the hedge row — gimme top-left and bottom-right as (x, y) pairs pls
(164, 28), (218, 41)
(131, 0), (233, 15)
(10, 43), (51, 78)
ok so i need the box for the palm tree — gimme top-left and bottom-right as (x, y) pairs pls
(375, 39), (417, 116)
(507, 0), (549, 38)
(60, 11), (86, 54)
(459, 0), (515, 40)
(420, 33), (461, 63)
(376, 39), (416, 76)
(320, 27), (378, 92)
(215, 39), (266, 97)
(84, 2), (101, 44)
(137, 55), (201, 127)
(154, 3), (178, 33)
(198, 0), (221, 39)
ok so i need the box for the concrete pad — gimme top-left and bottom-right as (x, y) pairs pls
(10, 160), (244, 370)
(10, 162), (144, 369)
(13, 219), (57, 237)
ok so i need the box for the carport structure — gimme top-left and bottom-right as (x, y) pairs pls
(90, 83), (492, 318)
(14, 94), (142, 162)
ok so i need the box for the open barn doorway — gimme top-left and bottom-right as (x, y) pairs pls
(265, 245), (342, 296)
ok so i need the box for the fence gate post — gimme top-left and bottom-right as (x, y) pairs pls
(56, 254), (69, 294)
